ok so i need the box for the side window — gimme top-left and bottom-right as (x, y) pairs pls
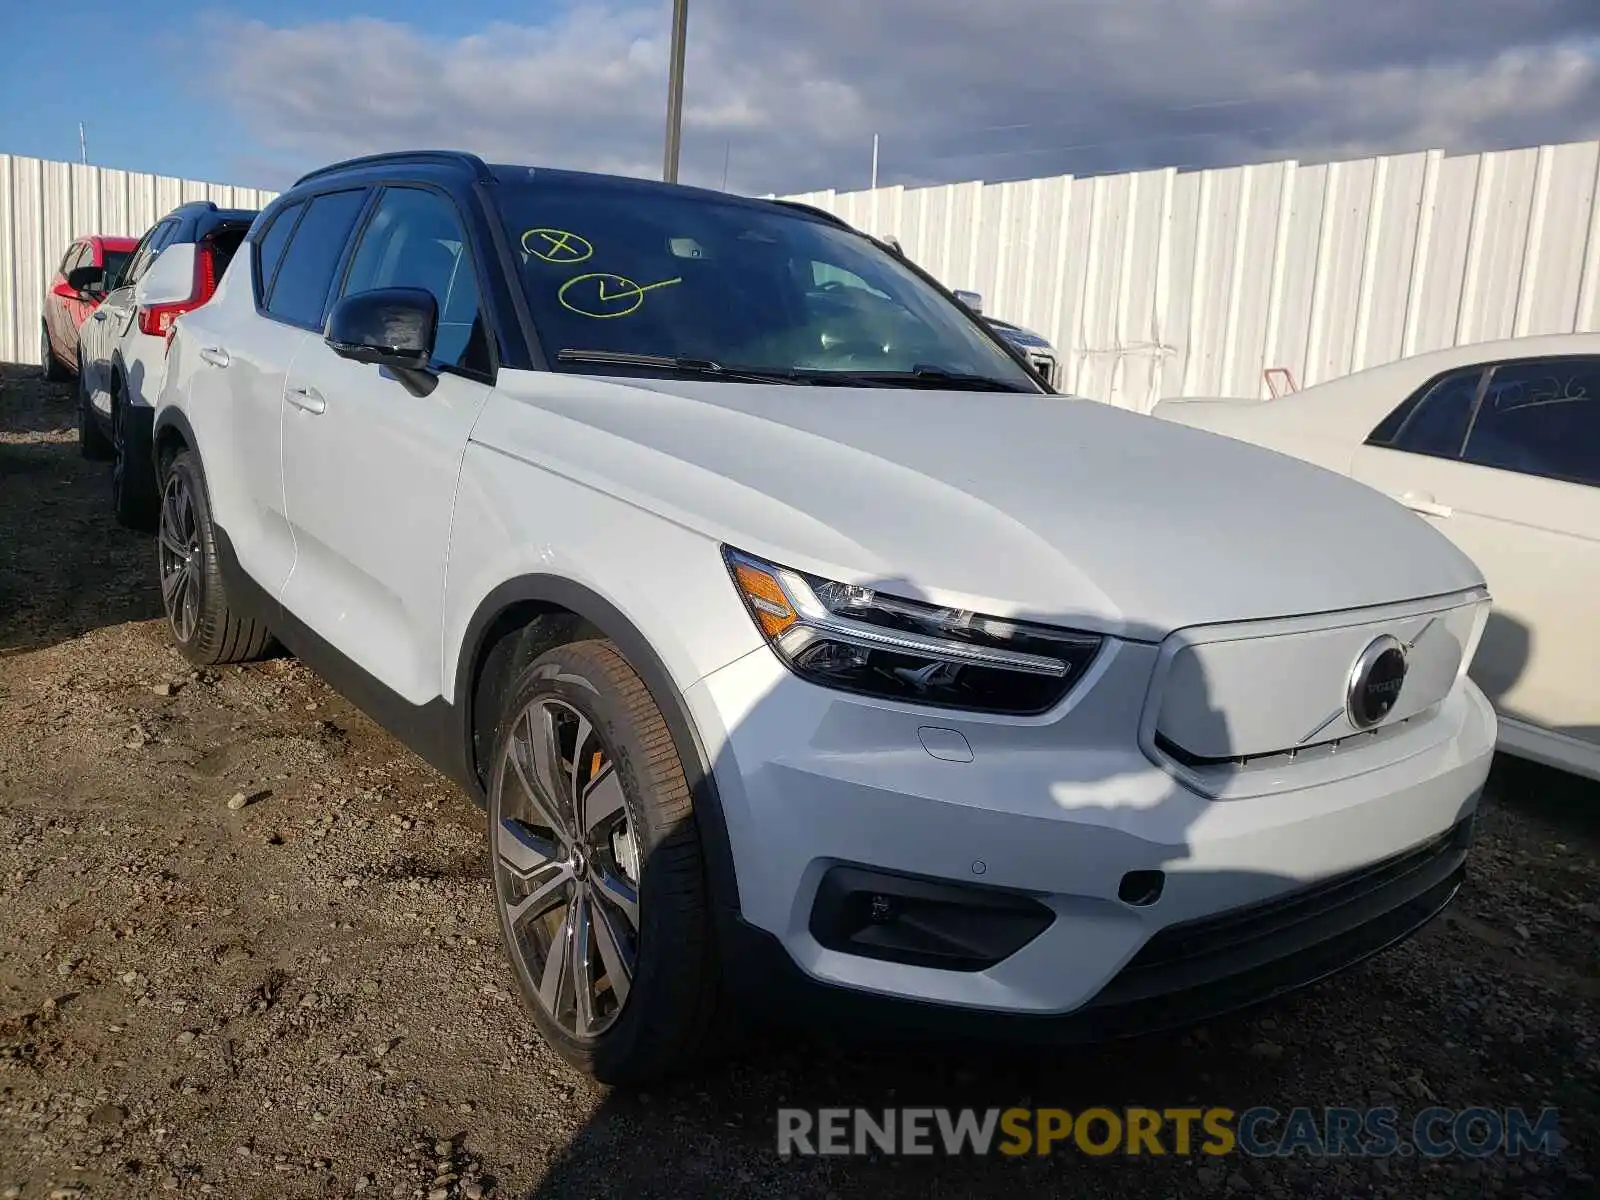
(264, 189), (369, 329)
(1368, 367), (1484, 460)
(122, 220), (176, 288)
(1462, 358), (1600, 487)
(58, 243), (85, 275)
(339, 186), (490, 374)
(253, 201), (303, 302)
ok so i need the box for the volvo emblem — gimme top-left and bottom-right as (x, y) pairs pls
(1345, 634), (1408, 730)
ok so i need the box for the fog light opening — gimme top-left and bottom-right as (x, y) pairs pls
(1119, 870), (1165, 907)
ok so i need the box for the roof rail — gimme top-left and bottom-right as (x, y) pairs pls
(292, 150), (494, 188)
(768, 199), (854, 230)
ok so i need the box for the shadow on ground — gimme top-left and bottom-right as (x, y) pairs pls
(0, 363), (161, 655)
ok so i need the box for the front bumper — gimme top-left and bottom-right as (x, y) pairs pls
(686, 641), (1495, 1030)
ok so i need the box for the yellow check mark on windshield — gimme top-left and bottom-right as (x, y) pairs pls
(598, 276), (682, 303)
(559, 273), (684, 318)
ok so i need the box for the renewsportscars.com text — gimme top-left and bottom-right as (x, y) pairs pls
(776, 1106), (1564, 1159)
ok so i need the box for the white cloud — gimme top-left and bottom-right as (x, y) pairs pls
(208, 0), (1600, 194)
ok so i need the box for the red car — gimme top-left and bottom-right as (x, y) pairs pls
(40, 235), (139, 381)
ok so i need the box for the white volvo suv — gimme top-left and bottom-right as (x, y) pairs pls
(151, 151), (1497, 1083)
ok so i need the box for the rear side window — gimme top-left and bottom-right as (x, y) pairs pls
(1380, 368), (1484, 459)
(1463, 358), (1600, 487)
(254, 202), (302, 301)
(264, 189), (368, 329)
(121, 219), (178, 288)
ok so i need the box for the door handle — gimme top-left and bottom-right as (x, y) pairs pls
(287, 384), (326, 415)
(199, 346), (230, 368)
(1398, 491), (1453, 519)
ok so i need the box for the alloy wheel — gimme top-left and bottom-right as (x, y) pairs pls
(157, 470), (203, 643)
(492, 697), (641, 1040)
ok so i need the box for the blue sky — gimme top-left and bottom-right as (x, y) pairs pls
(0, 0), (569, 185)
(3, 1), (1599, 197)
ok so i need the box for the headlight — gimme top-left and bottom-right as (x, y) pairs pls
(724, 547), (1103, 715)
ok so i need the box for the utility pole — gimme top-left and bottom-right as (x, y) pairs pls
(78, 123), (87, 166)
(870, 133), (879, 190)
(662, 0), (689, 183)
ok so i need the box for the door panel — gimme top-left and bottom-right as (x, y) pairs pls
(211, 316), (310, 598)
(279, 183), (496, 706)
(280, 352), (490, 704)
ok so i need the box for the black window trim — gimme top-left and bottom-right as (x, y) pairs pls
(331, 180), (500, 384)
(256, 185), (377, 334)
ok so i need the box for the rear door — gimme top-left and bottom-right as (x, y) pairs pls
(204, 190), (369, 601)
(280, 183), (497, 705)
(1352, 356), (1600, 757)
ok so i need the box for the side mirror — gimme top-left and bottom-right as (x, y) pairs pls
(135, 243), (199, 309)
(953, 289), (984, 315)
(325, 288), (440, 397)
(66, 264), (105, 297)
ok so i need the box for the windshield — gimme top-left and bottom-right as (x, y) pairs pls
(493, 181), (1039, 388)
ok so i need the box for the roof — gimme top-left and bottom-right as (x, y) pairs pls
(1300, 331), (1600, 397)
(288, 149), (844, 224)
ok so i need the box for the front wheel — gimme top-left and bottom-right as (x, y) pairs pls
(157, 450), (275, 665)
(488, 639), (718, 1084)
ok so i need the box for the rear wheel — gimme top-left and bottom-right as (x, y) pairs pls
(40, 323), (68, 383)
(76, 357), (113, 461)
(488, 639), (718, 1084)
(157, 449), (274, 665)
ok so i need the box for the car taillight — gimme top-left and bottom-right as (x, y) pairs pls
(138, 244), (219, 341)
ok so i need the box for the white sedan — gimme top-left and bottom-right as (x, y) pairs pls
(1153, 332), (1600, 783)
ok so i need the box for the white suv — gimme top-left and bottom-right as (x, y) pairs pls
(152, 151), (1497, 1083)
(78, 201), (256, 528)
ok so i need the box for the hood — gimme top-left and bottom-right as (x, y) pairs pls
(1151, 394), (1358, 475)
(1151, 395), (1269, 425)
(478, 374), (1485, 641)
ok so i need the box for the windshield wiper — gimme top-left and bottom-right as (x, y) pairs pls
(789, 365), (1034, 392)
(554, 349), (805, 384)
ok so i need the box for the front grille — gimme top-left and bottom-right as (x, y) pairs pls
(1076, 817), (1473, 1036)
(1154, 706), (1431, 772)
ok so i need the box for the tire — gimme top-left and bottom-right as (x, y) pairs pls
(76, 358), (114, 461)
(488, 638), (718, 1084)
(41, 323), (69, 382)
(112, 397), (159, 531)
(156, 449), (275, 666)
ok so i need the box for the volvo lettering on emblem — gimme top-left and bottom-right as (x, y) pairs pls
(1345, 634), (1408, 730)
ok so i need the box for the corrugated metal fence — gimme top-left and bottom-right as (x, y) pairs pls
(4, 143), (1600, 409)
(0, 153), (277, 367)
(783, 140), (1600, 410)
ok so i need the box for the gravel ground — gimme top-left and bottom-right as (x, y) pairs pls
(1, 362), (1597, 1199)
